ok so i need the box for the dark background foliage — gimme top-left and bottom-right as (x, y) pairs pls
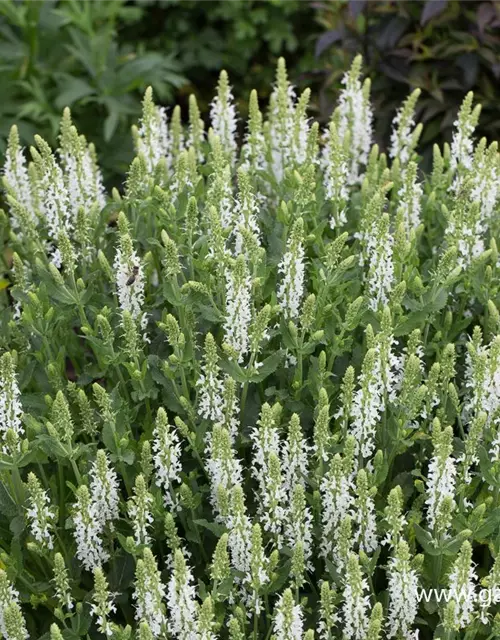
(1, 0), (500, 180)
(311, 0), (500, 166)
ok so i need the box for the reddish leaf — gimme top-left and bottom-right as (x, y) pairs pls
(420, 0), (448, 25)
(349, 0), (367, 18)
(477, 2), (495, 33)
(315, 28), (345, 57)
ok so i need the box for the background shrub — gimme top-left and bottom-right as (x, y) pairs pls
(312, 0), (500, 165)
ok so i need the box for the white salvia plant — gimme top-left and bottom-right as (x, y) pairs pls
(281, 413), (310, 499)
(210, 70), (238, 166)
(352, 469), (378, 554)
(26, 472), (55, 550)
(443, 541), (477, 630)
(397, 161), (422, 235)
(227, 484), (252, 577)
(425, 419), (457, 537)
(206, 423), (243, 523)
(127, 473), (154, 546)
(91, 567), (116, 637)
(3, 125), (36, 224)
(272, 588), (304, 640)
(334, 54), (373, 185)
(30, 135), (71, 266)
(386, 540), (419, 639)
(197, 332), (225, 422)
(350, 348), (383, 459)
(0, 352), (24, 452)
(73, 485), (109, 571)
(324, 120), (349, 228)
(59, 107), (105, 220)
(133, 548), (167, 637)
(389, 89), (422, 167)
(114, 212), (147, 335)
(152, 407), (182, 508)
(277, 218), (305, 321)
(268, 58), (296, 182)
(89, 449), (120, 530)
(223, 255), (252, 363)
(132, 86), (170, 172)
(450, 92), (481, 173)
(320, 447), (355, 561)
(342, 552), (371, 640)
(167, 549), (199, 640)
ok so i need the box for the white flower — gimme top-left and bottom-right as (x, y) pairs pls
(342, 553), (371, 640)
(0, 353), (24, 449)
(0, 570), (20, 638)
(135, 88), (170, 172)
(153, 408), (182, 508)
(210, 70), (238, 166)
(89, 450), (120, 530)
(133, 549), (167, 638)
(205, 424), (244, 523)
(387, 542), (419, 638)
(336, 56), (373, 185)
(277, 219), (305, 321)
(26, 472), (55, 550)
(272, 589), (303, 640)
(224, 258), (252, 363)
(167, 550), (199, 640)
(73, 486), (109, 572)
(114, 247), (146, 322)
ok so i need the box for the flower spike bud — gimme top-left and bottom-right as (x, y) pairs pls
(426, 422), (457, 537)
(0, 352), (24, 451)
(366, 602), (384, 640)
(188, 94), (205, 163)
(277, 217), (305, 321)
(387, 540), (419, 638)
(153, 407), (182, 508)
(167, 549), (199, 639)
(91, 567), (116, 637)
(210, 532), (230, 583)
(50, 390), (74, 443)
(90, 449), (120, 530)
(224, 256), (252, 363)
(450, 91), (481, 171)
(334, 54), (373, 185)
(445, 540), (477, 629)
(53, 552), (73, 612)
(3, 601), (28, 640)
(25, 472), (55, 550)
(390, 89), (421, 166)
(272, 588), (304, 640)
(134, 86), (170, 172)
(133, 548), (167, 637)
(197, 333), (224, 422)
(73, 484), (109, 571)
(127, 473), (154, 546)
(210, 70), (238, 165)
(0, 569), (21, 637)
(342, 553), (370, 639)
(241, 89), (266, 175)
